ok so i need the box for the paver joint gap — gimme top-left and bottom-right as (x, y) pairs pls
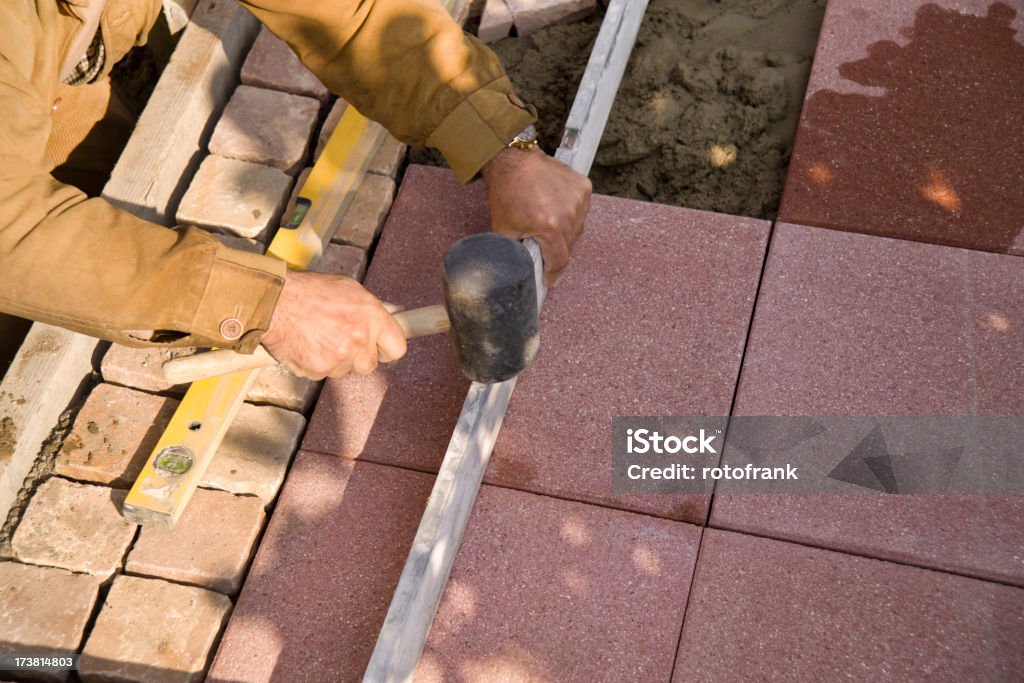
(705, 522), (1024, 591)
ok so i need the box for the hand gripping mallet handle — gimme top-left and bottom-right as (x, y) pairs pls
(161, 305), (449, 384)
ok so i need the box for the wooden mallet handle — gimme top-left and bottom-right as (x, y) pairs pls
(162, 304), (449, 384)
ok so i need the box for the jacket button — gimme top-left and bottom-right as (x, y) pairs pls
(219, 317), (244, 341)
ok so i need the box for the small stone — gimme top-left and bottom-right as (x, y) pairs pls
(0, 562), (100, 682)
(176, 155), (292, 239)
(478, 0), (514, 42)
(247, 367), (319, 413)
(54, 384), (178, 487)
(209, 85), (320, 174)
(505, 0), (596, 36)
(12, 478), (136, 579)
(200, 402), (306, 503)
(313, 98), (348, 161)
(240, 27), (330, 103)
(126, 488), (265, 594)
(313, 243), (367, 281)
(79, 575), (230, 683)
(331, 174), (396, 249)
(368, 135), (408, 178)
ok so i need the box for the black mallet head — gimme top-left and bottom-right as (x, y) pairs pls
(441, 233), (540, 383)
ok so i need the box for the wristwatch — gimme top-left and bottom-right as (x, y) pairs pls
(508, 124), (539, 151)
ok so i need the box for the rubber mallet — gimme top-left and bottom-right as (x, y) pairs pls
(162, 233), (540, 385)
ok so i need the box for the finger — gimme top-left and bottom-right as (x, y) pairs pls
(536, 229), (570, 283)
(327, 359), (354, 379)
(351, 348), (379, 376)
(376, 316), (408, 363)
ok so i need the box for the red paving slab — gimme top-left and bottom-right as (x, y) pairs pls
(417, 486), (701, 682)
(673, 530), (1024, 681)
(303, 165), (769, 523)
(713, 222), (1024, 585)
(780, 1), (1024, 255)
(301, 166), (476, 469)
(208, 452), (433, 682)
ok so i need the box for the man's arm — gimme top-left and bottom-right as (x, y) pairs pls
(0, 51), (285, 352)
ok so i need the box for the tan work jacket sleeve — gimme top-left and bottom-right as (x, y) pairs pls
(0, 10), (285, 351)
(0, 0), (532, 351)
(237, 0), (537, 183)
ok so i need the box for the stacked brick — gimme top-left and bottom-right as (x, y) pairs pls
(0, 23), (406, 683)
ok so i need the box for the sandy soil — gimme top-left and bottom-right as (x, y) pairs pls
(489, 0), (827, 219)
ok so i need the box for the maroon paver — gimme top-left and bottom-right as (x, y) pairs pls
(303, 166), (768, 524)
(673, 530), (1024, 680)
(780, 1), (1024, 254)
(207, 452), (433, 682)
(417, 486), (701, 682)
(300, 167), (479, 467)
(488, 193), (768, 523)
(241, 27), (330, 103)
(713, 222), (1024, 585)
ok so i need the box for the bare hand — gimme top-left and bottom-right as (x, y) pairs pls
(260, 271), (407, 379)
(481, 146), (591, 287)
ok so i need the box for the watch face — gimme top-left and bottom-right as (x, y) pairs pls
(517, 124), (538, 143)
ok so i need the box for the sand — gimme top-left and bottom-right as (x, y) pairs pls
(489, 0), (827, 219)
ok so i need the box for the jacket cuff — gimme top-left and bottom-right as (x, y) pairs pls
(189, 240), (287, 353)
(426, 76), (537, 184)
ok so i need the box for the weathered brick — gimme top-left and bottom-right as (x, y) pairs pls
(478, 0), (514, 42)
(79, 575), (230, 683)
(248, 367), (319, 413)
(12, 478), (136, 579)
(126, 488), (264, 594)
(101, 345), (192, 395)
(368, 134), (408, 178)
(102, 344), (317, 411)
(200, 402), (306, 503)
(505, 0), (596, 36)
(313, 243), (367, 281)
(209, 85), (320, 174)
(176, 155), (291, 239)
(54, 384), (178, 487)
(330, 174), (395, 249)
(0, 562), (100, 682)
(313, 98), (348, 161)
(240, 26), (330, 103)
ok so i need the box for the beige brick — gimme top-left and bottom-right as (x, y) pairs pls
(314, 243), (367, 281)
(330, 174), (395, 249)
(176, 155), (291, 239)
(0, 562), (100, 682)
(200, 402), (305, 502)
(126, 488), (264, 594)
(54, 384), (178, 488)
(240, 27), (330, 103)
(247, 365), (319, 412)
(368, 134), (408, 178)
(102, 344), (317, 411)
(505, 0), (595, 36)
(12, 479), (136, 579)
(313, 98), (348, 161)
(79, 575), (230, 683)
(209, 85), (320, 174)
(101, 345), (192, 395)
(478, 0), (514, 42)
